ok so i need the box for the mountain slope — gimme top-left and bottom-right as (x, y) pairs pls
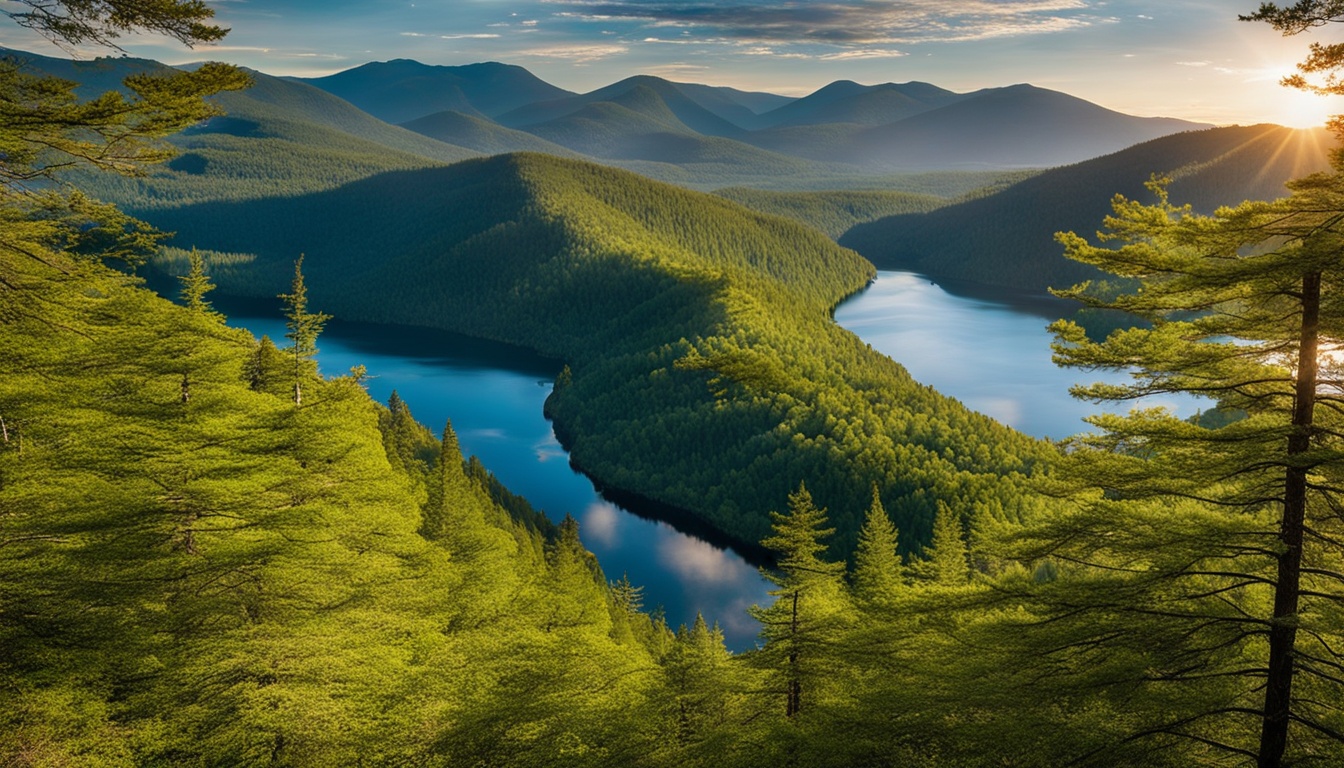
(669, 81), (795, 129)
(513, 85), (824, 175)
(756, 80), (965, 128)
(839, 84), (1208, 169)
(712, 187), (947, 239)
(71, 69), (479, 208)
(840, 124), (1334, 292)
(496, 75), (747, 138)
(400, 109), (583, 157)
(299, 58), (573, 123)
(137, 152), (1050, 557)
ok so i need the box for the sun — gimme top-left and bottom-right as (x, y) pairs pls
(1273, 86), (1338, 129)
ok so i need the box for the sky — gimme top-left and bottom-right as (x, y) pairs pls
(1, 0), (1341, 127)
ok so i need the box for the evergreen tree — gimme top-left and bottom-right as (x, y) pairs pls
(908, 502), (969, 586)
(1242, 1), (1344, 95)
(748, 482), (847, 718)
(241, 334), (287, 395)
(177, 247), (216, 315)
(1034, 168), (1344, 766)
(278, 254), (329, 406)
(851, 485), (902, 603)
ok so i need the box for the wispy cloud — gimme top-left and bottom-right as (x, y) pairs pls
(545, 0), (1095, 45)
(517, 43), (630, 62)
(401, 31), (501, 39)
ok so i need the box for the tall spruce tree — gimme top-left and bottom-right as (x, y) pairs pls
(177, 247), (215, 315)
(1039, 168), (1344, 766)
(278, 254), (329, 406)
(908, 502), (970, 586)
(852, 485), (902, 603)
(748, 482), (847, 718)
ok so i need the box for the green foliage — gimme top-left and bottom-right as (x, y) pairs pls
(6, 0), (228, 48)
(1018, 163), (1344, 764)
(177, 246), (216, 313)
(0, 56), (249, 185)
(279, 254), (330, 406)
(748, 484), (850, 718)
(907, 502), (970, 585)
(0, 238), (697, 767)
(851, 486), (902, 602)
(1243, 1), (1344, 94)
(130, 151), (1050, 559)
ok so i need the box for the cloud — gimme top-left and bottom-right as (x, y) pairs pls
(531, 434), (567, 462)
(544, 0), (1095, 45)
(656, 532), (758, 587)
(440, 33), (502, 39)
(1176, 60), (1210, 67)
(517, 43), (630, 61)
(583, 502), (622, 548)
(819, 48), (909, 61)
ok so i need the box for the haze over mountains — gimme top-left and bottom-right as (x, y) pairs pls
(289, 56), (1211, 175)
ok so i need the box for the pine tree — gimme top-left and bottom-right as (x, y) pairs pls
(177, 247), (216, 315)
(1030, 168), (1344, 766)
(748, 482), (847, 718)
(278, 254), (329, 406)
(908, 502), (969, 586)
(852, 485), (902, 603)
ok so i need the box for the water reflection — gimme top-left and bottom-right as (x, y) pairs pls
(835, 271), (1204, 439)
(212, 299), (772, 651)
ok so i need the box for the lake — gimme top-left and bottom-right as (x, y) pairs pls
(834, 271), (1202, 440)
(216, 299), (772, 651)
(213, 269), (1196, 653)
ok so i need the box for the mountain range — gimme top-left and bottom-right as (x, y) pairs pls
(288, 56), (1211, 176)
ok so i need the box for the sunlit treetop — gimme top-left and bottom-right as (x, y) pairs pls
(1244, 1), (1344, 94)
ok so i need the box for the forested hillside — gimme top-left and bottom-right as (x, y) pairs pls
(842, 124), (1334, 291)
(137, 152), (1052, 558)
(711, 187), (947, 238)
(71, 66), (479, 208)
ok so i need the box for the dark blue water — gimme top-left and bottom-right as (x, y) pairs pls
(220, 303), (771, 650)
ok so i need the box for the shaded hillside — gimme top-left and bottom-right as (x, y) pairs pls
(71, 69), (479, 208)
(401, 109), (582, 157)
(139, 153), (1051, 558)
(755, 80), (965, 128)
(299, 58), (573, 123)
(767, 84), (1205, 169)
(497, 75), (747, 138)
(713, 187), (946, 239)
(669, 81), (795, 129)
(841, 125), (1334, 292)
(513, 85), (824, 176)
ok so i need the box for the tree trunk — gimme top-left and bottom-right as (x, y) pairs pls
(1259, 270), (1320, 768)
(787, 588), (801, 718)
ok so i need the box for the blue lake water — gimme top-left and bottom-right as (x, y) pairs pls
(834, 271), (1203, 440)
(218, 302), (771, 650)
(214, 269), (1198, 652)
